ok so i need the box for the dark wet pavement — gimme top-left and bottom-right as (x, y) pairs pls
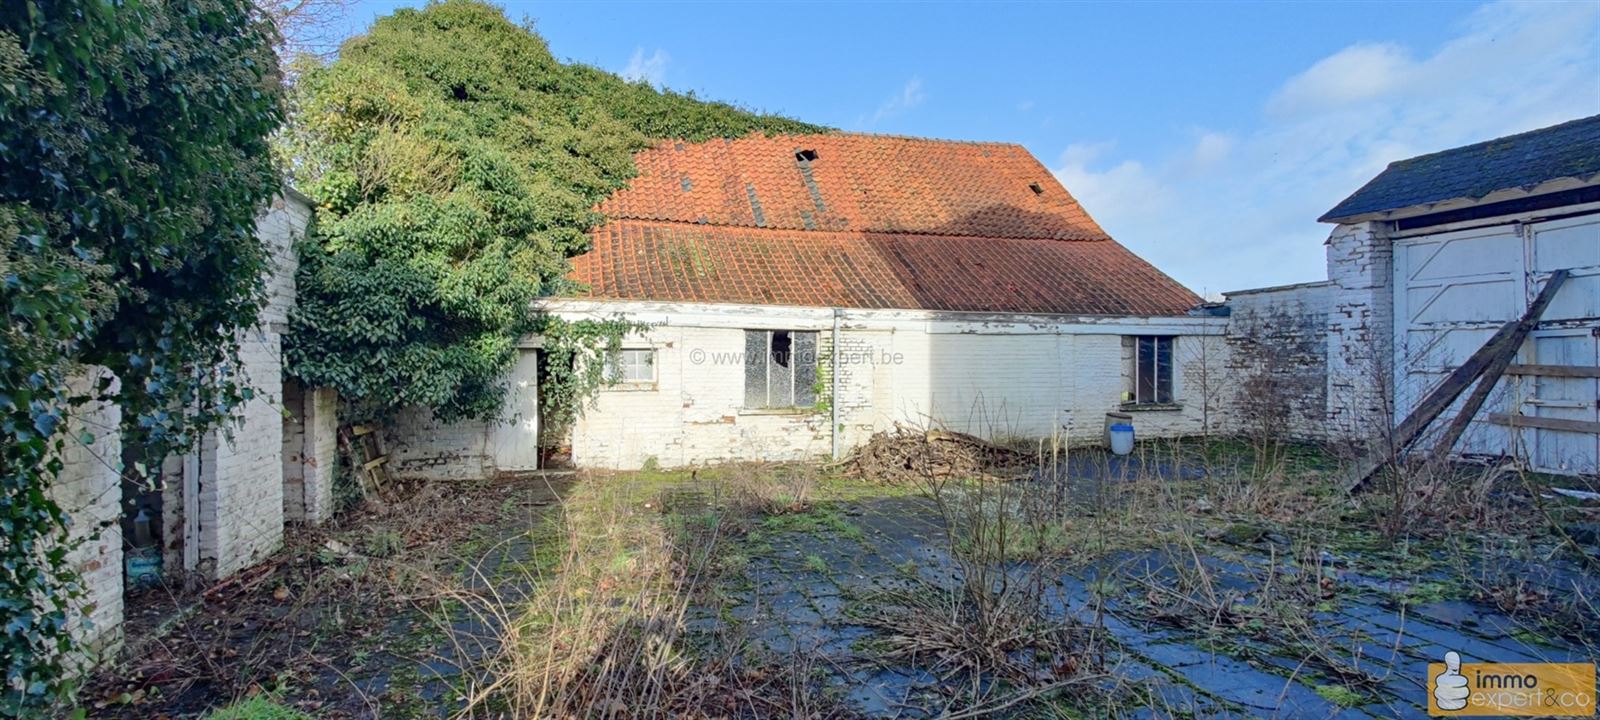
(688, 487), (1595, 719)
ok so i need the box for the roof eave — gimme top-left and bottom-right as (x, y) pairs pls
(1318, 173), (1600, 225)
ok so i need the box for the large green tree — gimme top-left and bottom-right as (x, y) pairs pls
(1, 0), (284, 710)
(282, 0), (825, 422)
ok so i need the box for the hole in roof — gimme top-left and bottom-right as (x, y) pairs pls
(1029, 182), (1045, 195)
(680, 176), (692, 192)
(795, 149), (819, 163)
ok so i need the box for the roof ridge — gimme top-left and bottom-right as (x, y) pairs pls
(597, 216), (1110, 242)
(659, 130), (1027, 149)
(823, 130), (1027, 148)
(1385, 114), (1600, 169)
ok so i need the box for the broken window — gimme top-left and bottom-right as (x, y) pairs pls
(1134, 336), (1174, 405)
(606, 349), (655, 384)
(744, 330), (818, 409)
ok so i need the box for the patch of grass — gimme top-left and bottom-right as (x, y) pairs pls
(363, 528), (406, 558)
(718, 551), (749, 575)
(1398, 579), (1459, 606)
(760, 504), (863, 540)
(814, 473), (924, 502)
(1313, 683), (1367, 707)
(204, 697), (312, 720)
(803, 554), (829, 573)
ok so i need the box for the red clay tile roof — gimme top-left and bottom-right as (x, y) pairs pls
(571, 133), (1199, 315)
(573, 221), (1202, 315)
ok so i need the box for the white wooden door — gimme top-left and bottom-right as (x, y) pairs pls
(491, 349), (540, 473)
(1392, 225), (1523, 458)
(1525, 331), (1599, 474)
(1392, 213), (1600, 475)
(1524, 215), (1600, 475)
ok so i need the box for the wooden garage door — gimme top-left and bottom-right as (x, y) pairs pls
(1392, 213), (1599, 475)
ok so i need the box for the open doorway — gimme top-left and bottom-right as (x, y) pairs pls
(118, 442), (163, 594)
(535, 349), (573, 469)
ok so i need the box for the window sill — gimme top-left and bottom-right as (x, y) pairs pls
(603, 382), (658, 392)
(1120, 402), (1183, 413)
(739, 407), (821, 417)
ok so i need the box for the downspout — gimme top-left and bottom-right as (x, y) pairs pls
(831, 308), (843, 460)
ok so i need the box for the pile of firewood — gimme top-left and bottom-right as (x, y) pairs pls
(841, 425), (1032, 484)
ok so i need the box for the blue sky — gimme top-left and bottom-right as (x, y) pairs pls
(337, 1), (1600, 296)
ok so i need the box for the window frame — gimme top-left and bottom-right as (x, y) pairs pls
(1132, 335), (1176, 406)
(743, 329), (819, 411)
(605, 347), (657, 389)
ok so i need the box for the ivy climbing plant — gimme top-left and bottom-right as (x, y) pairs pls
(281, 0), (827, 426)
(1, 0), (283, 712)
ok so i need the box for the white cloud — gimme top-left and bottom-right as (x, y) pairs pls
(1183, 132), (1234, 175)
(1052, 0), (1600, 295)
(1017, 99), (1036, 112)
(622, 47), (669, 86)
(860, 77), (926, 126)
(1269, 43), (1413, 116)
(1054, 141), (1170, 222)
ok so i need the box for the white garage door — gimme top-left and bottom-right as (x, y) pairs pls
(1392, 213), (1600, 475)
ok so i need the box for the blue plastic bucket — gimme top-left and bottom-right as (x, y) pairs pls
(1109, 423), (1135, 456)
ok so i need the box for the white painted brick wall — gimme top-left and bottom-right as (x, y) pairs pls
(282, 381), (306, 517)
(282, 384), (337, 524)
(302, 387), (338, 523)
(1224, 282), (1334, 441)
(49, 367), (124, 667)
(386, 303), (1230, 472)
(1325, 222), (1394, 440)
(43, 193), (311, 676)
(388, 406), (496, 480)
(195, 193), (310, 578)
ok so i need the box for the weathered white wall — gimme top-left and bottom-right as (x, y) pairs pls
(388, 301), (1229, 473)
(283, 383), (337, 524)
(193, 192), (312, 578)
(49, 367), (125, 666)
(1224, 282), (1334, 441)
(387, 407), (497, 480)
(44, 192), (313, 676)
(1325, 221), (1396, 440)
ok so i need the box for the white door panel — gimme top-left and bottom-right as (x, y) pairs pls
(1527, 332), (1599, 474)
(1392, 213), (1598, 475)
(491, 349), (541, 473)
(1532, 216), (1600, 322)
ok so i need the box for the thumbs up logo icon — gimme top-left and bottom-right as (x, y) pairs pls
(1434, 651), (1470, 711)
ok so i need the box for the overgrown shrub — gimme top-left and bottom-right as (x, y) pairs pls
(281, 0), (826, 424)
(1, 0), (283, 710)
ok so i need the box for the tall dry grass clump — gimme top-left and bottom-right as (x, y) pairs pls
(433, 478), (728, 718)
(427, 469), (852, 719)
